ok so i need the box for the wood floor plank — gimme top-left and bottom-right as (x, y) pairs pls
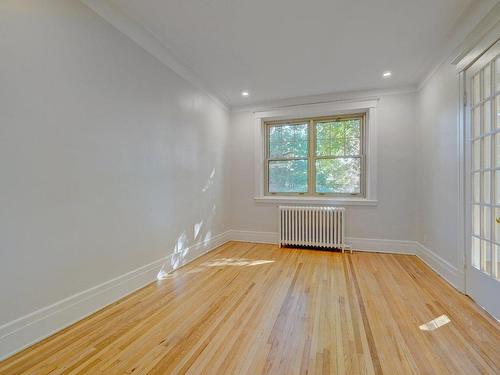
(0, 242), (499, 374)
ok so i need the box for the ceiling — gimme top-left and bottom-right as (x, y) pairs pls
(108, 0), (477, 107)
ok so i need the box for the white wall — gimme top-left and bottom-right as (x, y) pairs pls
(1, 0), (489, 360)
(0, 0), (229, 328)
(229, 92), (418, 242)
(416, 63), (461, 268)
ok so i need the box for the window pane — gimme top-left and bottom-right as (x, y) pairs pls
(473, 204), (480, 236)
(344, 119), (361, 138)
(496, 57), (500, 93)
(473, 73), (481, 105)
(484, 100), (491, 134)
(483, 205), (491, 240)
(484, 171), (491, 204)
(496, 209), (500, 242)
(483, 136), (491, 169)
(268, 160), (307, 193)
(495, 134), (500, 167)
(316, 136), (343, 157)
(316, 121), (344, 139)
(473, 172), (480, 203)
(472, 107), (480, 138)
(269, 126), (282, 144)
(315, 118), (361, 157)
(481, 240), (491, 274)
(484, 64), (491, 99)
(495, 207), (500, 245)
(268, 123), (308, 158)
(316, 158), (360, 194)
(345, 138), (360, 155)
(496, 96), (500, 129)
(269, 140), (308, 158)
(316, 122), (331, 139)
(316, 121), (342, 157)
(473, 140), (480, 170)
(496, 171), (500, 204)
(472, 236), (480, 269)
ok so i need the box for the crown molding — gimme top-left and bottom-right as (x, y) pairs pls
(80, 0), (497, 112)
(231, 86), (417, 113)
(79, 0), (229, 112)
(253, 98), (378, 120)
(417, 0), (499, 91)
(451, 2), (500, 72)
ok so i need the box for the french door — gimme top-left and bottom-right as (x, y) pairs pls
(466, 39), (500, 320)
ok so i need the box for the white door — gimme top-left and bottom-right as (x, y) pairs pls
(466, 39), (500, 320)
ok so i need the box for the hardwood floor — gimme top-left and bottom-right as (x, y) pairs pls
(1, 241), (499, 374)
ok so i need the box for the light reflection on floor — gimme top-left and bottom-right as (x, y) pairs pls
(419, 315), (451, 331)
(200, 258), (275, 267)
(157, 258), (275, 280)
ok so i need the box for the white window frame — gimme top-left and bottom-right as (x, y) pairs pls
(254, 99), (378, 205)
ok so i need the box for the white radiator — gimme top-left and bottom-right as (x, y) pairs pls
(278, 206), (347, 252)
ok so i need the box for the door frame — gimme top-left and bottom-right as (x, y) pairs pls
(456, 12), (500, 296)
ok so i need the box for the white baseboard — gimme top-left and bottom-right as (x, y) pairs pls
(0, 231), (230, 361)
(0, 229), (465, 361)
(226, 230), (279, 244)
(347, 237), (418, 254)
(415, 242), (465, 292)
(227, 231), (417, 255)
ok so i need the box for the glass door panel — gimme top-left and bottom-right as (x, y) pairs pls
(467, 40), (500, 320)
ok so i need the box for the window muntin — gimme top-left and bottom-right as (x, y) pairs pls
(265, 114), (365, 196)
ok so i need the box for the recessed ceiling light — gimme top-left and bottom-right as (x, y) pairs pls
(382, 71), (392, 78)
(241, 91), (249, 97)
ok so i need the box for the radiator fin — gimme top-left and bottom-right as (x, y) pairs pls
(279, 206), (346, 252)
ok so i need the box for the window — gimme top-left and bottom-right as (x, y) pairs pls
(265, 114), (365, 197)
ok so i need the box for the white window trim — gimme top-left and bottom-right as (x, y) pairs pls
(253, 99), (378, 206)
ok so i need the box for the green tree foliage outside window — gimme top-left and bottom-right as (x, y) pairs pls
(267, 116), (363, 195)
(315, 119), (361, 194)
(268, 123), (308, 193)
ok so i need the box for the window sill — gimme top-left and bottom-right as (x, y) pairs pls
(254, 196), (378, 206)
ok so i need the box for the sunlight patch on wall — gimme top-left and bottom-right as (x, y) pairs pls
(194, 221), (203, 239)
(202, 168), (216, 192)
(156, 265), (170, 280)
(204, 230), (212, 242)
